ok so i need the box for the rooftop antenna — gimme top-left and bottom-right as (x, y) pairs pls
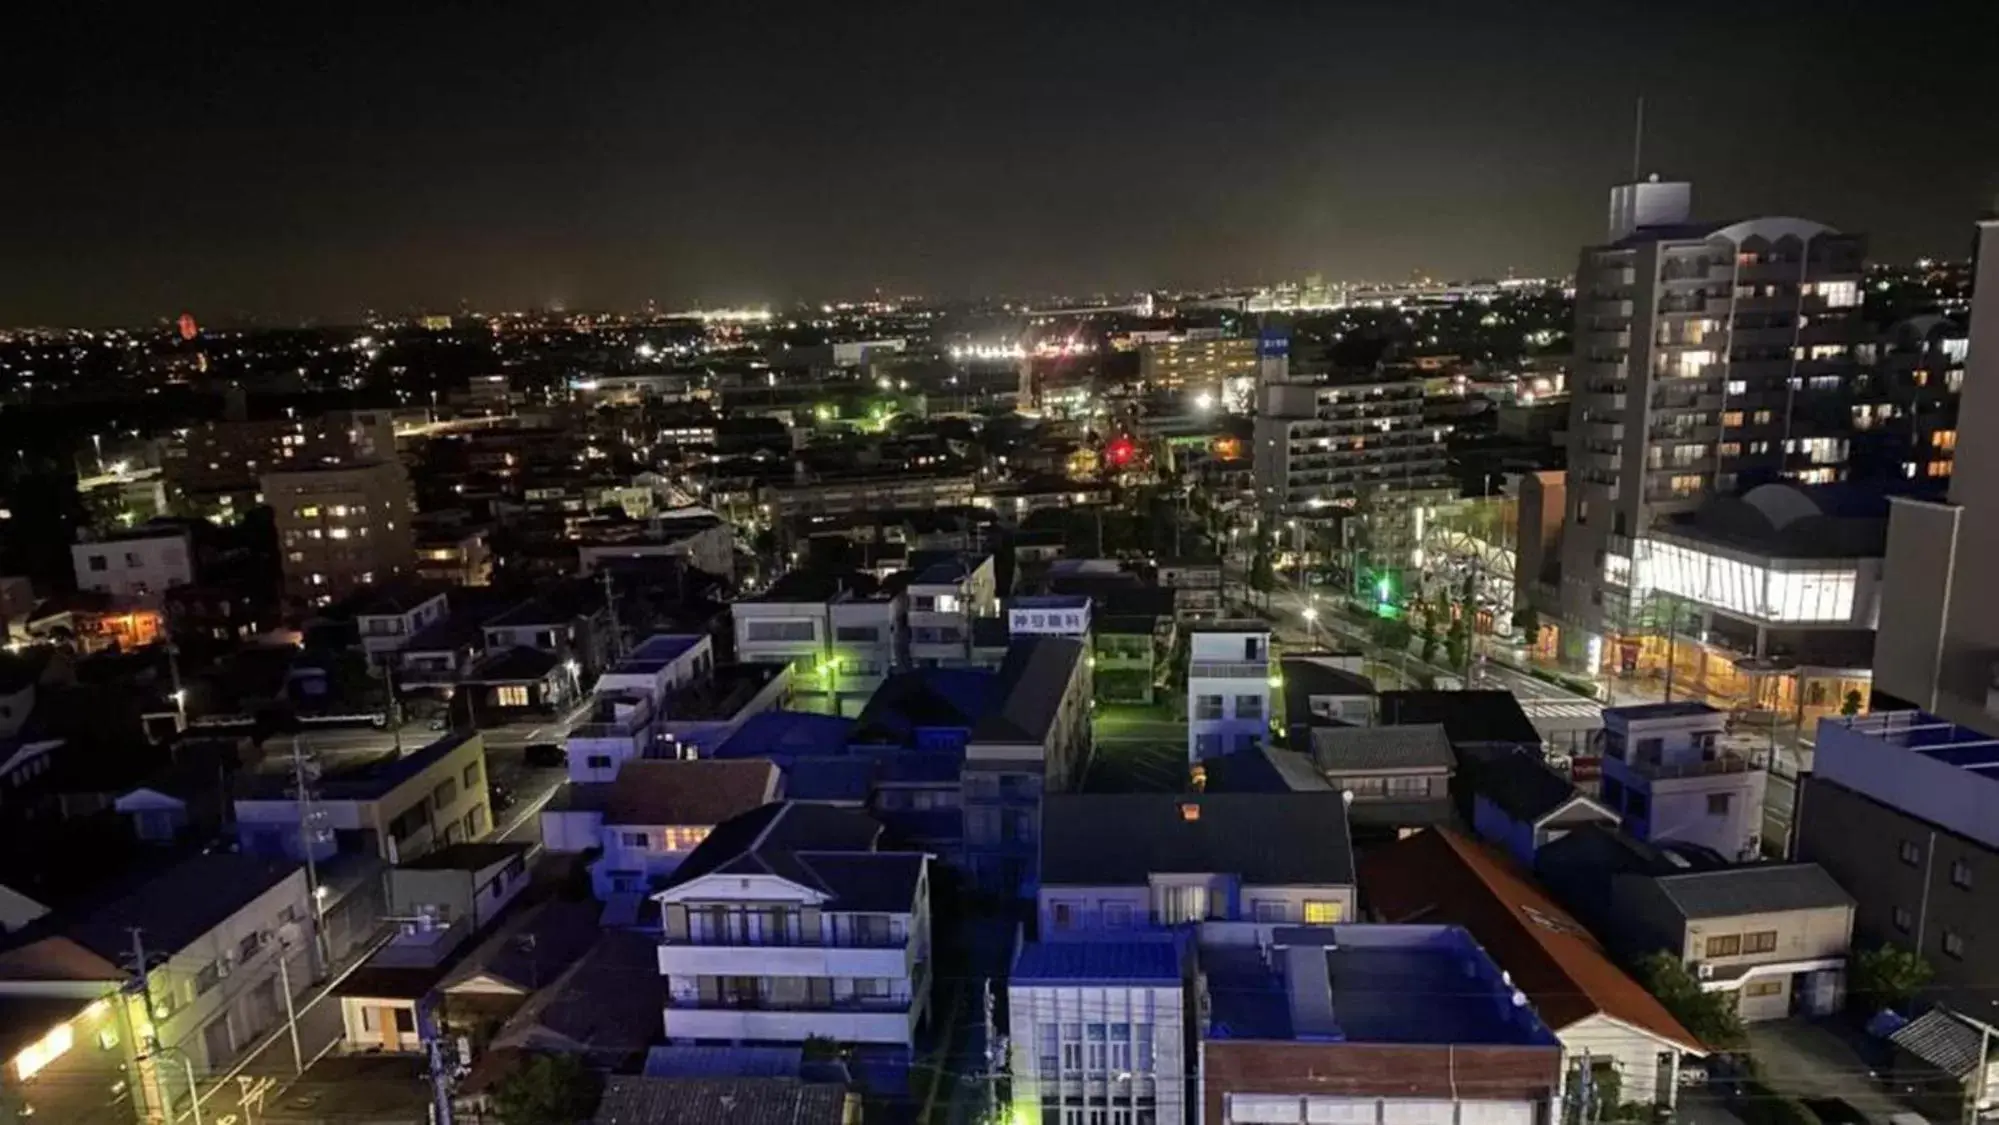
(1630, 95), (1646, 181)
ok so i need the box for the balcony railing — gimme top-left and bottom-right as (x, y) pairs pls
(672, 928), (907, 950)
(1613, 750), (1757, 780)
(1190, 661), (1268, 678)
(666, 995), (912, 1013)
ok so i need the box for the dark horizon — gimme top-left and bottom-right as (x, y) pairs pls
(5, 2), (1996, 327)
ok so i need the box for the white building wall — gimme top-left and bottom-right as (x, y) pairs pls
(1008, 980), (1187, 1125)
(72, 532), (193, 603)
(1558, 1014), (1690, 1108)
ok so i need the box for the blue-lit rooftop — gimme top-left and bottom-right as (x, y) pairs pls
(1009, 594), (1091, 611)
(1013, 939), (1182, 984)
(1202, 925), (1557, 1048)
(1814, 711), (1999, 850)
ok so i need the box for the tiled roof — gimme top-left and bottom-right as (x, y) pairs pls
(1309, 724), (1455, 773)
(1468, 751), (1594, 823)
(591, 1076), (848, 1125)
(971, 636), (1085, 743)
(663, 802), (921, 913)
(1651, 864), (1854, 919)
(1889, 1009), (1987, 1078)
(604, 760), (777, 827)
(1041, 793), (1354, 887)
(59, 853), (301, 961)
(1358, 829), (1706, 1054)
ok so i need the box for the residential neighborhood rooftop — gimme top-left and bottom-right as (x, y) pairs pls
(603, 759), (778, 827)
(1041, 793), (1354, 887)
(1650, 863), (1855, 919)
(1013, 939), (1183, 984)
(1308, 724), (1455, 774)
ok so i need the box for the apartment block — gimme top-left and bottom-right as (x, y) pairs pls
(1138, 333), (1258, 391)
(1559, 180), (1866, 654)
(907, 554), (998, 667)
(233, 730), (493, 866)
(654, 802), (932, 1054)
(1187, 621), (1271, 762)
(263, 459), (417, 605)
(963, 636), (1092, 898)
(733, 571), (903, 715)
(1599, 701), (1766, 861)
(1797, 711), (1999, 1013)
(351, 586), (450, 671)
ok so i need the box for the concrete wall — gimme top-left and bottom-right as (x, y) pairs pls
(1797, 776), (1998, 1014)
(1008, 979), (1187, 1125)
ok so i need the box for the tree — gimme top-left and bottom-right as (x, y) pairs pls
(1840, 689), (1864, 717)
(1850, 943), (1931, 1012)
(1370, 614), (1413, 653)
(1418, 601), (1441, 664)
(493, 1054), (602, 1125)
(1248, 539), (1276, 610)
(1514, 603), (1539, 641)
(1636, 952), (1746, 1050)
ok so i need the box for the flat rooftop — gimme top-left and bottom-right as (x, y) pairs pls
(1203, 925), (1557, 1047)
(1605, 700), (1723, 722)
(1009, 594), (1090, 611)
(614, 633), (705, 672)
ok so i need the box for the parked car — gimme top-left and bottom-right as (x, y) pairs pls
(523, 742), (565, 769)
(489, 782), (516, 813)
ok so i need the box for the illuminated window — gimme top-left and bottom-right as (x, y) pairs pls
(328, 527), (350, 540)
(1934, 430), (1958, 451)
(1817, 280), (1860, 308)
(13, 1021), (74, 1080)
(1721, 411), (1744, 427)
(1303, 900), (1343, 924)
(496, 685), (530, 707)
(297, 506), (320, 519)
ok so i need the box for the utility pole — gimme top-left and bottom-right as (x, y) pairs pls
(599, 566), (625, 661)
(125, 927), (170, 1125)
(418, 992), (458, 1125)
(274, 946), (304, 1076)
(288, 737), (330, 971)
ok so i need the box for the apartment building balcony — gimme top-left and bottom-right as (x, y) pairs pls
(663, 999), (917, 1046)
(657, 935), (914, 980)
(1607, 747), (1759, 782)
(1190, 660), (1268, 679)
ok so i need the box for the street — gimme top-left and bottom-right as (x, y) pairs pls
(190, 711), (578, 1123)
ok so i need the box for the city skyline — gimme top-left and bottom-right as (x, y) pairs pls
(5, 2), (1996, 326)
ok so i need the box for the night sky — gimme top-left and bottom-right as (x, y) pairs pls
(5, 2), (1996, 326)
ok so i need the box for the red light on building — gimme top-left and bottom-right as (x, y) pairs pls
(176, 313), (199, 341)
(1106, 437), (1135, 466)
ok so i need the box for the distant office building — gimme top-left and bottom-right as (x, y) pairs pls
(1558, 178), (1867, 666)
(263, 460), (417, 606)
(1138, 334), (1258, 391)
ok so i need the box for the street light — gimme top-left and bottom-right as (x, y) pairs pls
(1302, 607), (1319, 647)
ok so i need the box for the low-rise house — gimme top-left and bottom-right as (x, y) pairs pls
(1599, 702), (1767, 862)
(71, 525), (195, 606)
(1463, 751), (1618, 868)
(539, 759), (780, 902)
(1039, 792), (1356, 933)
(458, 645), (580, 722)
(1199, 925), (1565, 1125)
(655, 802), (933, 1060)
(1154, 558), (1223, 620)
(1609, 864), (1855, 1022)
(234, 730), (494, 866)
(589, 1074), (857, 1125)
(1187, 621), (1272, 762)
(1360, 829), (1708, 1108)
(481, 584), (613, 679)
(351, 586), (450, 671)
(1279, 654), (1373, 741)
(1307, 724), (1454, 840)
(1008, 938), (1189, 1125)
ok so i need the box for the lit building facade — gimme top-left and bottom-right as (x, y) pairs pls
(263, 460), (417, 606)
(1558, 179), (1867, 667)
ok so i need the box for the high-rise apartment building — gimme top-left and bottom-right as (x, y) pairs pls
(1871, 210), (1999, 723)
(1556, 179), (1867, 658)
(1251, 375), (1456, 573)
(263, 460), (417, 605)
